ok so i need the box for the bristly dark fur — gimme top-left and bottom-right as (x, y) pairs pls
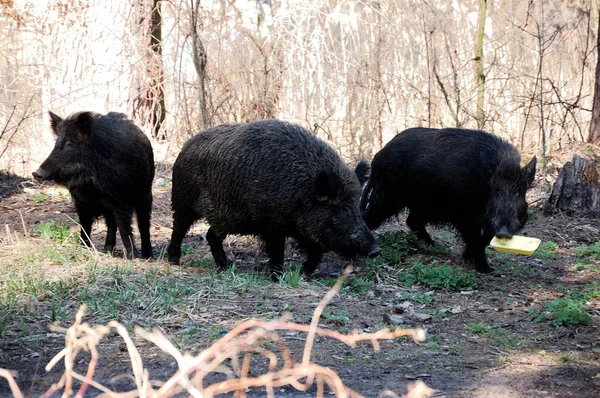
(33, 111), (155, 259)
(354, 160), (371, 186)
(361, 127), (536, 273)
(167, 119), (380, 276)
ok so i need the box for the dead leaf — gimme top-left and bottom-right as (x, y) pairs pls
(411, 312), (433, 321)
(383, 313), (405, 325)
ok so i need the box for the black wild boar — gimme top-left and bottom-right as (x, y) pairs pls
(167, 120), (381, 275)
(32, 111), (155, 259)
(361, 127), (536, 273)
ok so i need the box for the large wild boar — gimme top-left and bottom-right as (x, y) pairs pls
(167, 120), (381, 276)
(32, 111), (155, 259)
(361, 127), (536, 273)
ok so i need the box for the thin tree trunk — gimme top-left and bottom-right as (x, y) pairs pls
(128, 0), (166, 140)
(423, 16), (432, 127)
(475, 0), (487, 129)
(589, 4), (600, 143)
(537, 8), (547, 180)
(150, 0), (166, 140)
(191, 0), (208, 130)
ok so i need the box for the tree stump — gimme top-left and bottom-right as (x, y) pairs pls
(544, 154), (600, 217)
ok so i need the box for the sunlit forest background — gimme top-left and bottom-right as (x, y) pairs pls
(0, 0), (598, 175)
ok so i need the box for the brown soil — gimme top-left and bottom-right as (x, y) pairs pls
(0, 172), (600, 398)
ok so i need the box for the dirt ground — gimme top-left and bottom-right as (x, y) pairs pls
(0, 169), (600, 398)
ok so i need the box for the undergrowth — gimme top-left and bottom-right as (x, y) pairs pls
(33, 220), (76, 244)
(534, 241), (559, 262)
(575, 241), (600, 261)
(399, 260), (478, 291)
(465, 322), (526, 349)
(532, 282), (600, 327)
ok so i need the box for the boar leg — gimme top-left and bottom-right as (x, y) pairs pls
(104, 211), (117, 255)
(460, 226), (492, 273)
(136, 194), (153, 259)
(114, 208), (139, 259)
(206, 227), (229, 269)
(303, 246), (322, 275)
(167, 210), (195, 265)
(295, 238), (322, 275)
(406, 210), (433, 245)
(264, 235), (285, 277)
(75, 203), (94, 248)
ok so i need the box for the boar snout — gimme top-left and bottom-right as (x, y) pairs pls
(32, 168), (50, 183)
(494, 226), (513, 240)
(368, 244), (381, 258)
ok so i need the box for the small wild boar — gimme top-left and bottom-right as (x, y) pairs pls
(32, 111), (155, 259)
(360, 127), (536, 273)
(167, 120), (381, 276)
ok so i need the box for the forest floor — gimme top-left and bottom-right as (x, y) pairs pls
(0, 170), (599, 398)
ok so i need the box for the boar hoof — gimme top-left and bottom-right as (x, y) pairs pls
(104, 244), (116, 256)
(167, 253), (180, 265)
(476, 264), (493, 274)
(141, 247), (153, 259)
(213, 254), (230, 270)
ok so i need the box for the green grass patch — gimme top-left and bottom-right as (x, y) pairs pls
(399, 260), (478, 291)
(527, 207), (538, 220)
(322, 275), (374, 295)
(32, 193), (49, 203)
(371, 231), (449, 265)
(373, 231), (415, 265)
(278, 264), (303, 288)
(575, 242), (600, 261)
(488, 250), (512, 264)
(207, 265), (270, 295)
(569, 262), (600, 272)
(322, 310), (350, 324)
(184, 257), (214, 268)
(540, 350), (577, 363)
(424, 334), (440, 349)
(363, 231), (452, 281)
(33, 220), (76, 244)
(256, 303), (277, 314)
(0, 238), (279, 339)
(466, 322), (492, 334)
(534, 241), (559, 262)
(532, 283), (600, 327)
(465, 322), (526, 349)
(180, 244), (195, 255)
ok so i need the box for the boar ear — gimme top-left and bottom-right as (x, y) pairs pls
(315, 170), (341, 202)
(522, 156), (537, 187)
(354, 160), (370, 186)
(48, 111), (63, 135)
(73, 112), (93, 141)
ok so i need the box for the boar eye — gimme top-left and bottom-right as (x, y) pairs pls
(64, 140), (73, 148)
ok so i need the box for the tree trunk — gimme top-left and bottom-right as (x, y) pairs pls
(537, 15), (547, 181)
(150, 0), (166, 139)
(191, 0), (208, 130)
(128, 0), (166, 140)
(475, 0), (487, 129)
(544, 155), (600, 217)
(589, 5), (600, 143)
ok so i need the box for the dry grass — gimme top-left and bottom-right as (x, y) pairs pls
(0, 266), (431, 398)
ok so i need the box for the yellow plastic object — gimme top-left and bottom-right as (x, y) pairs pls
(490, 235), (542, 256)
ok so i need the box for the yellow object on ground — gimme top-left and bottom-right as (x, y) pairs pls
(490, 236), (542, 256)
